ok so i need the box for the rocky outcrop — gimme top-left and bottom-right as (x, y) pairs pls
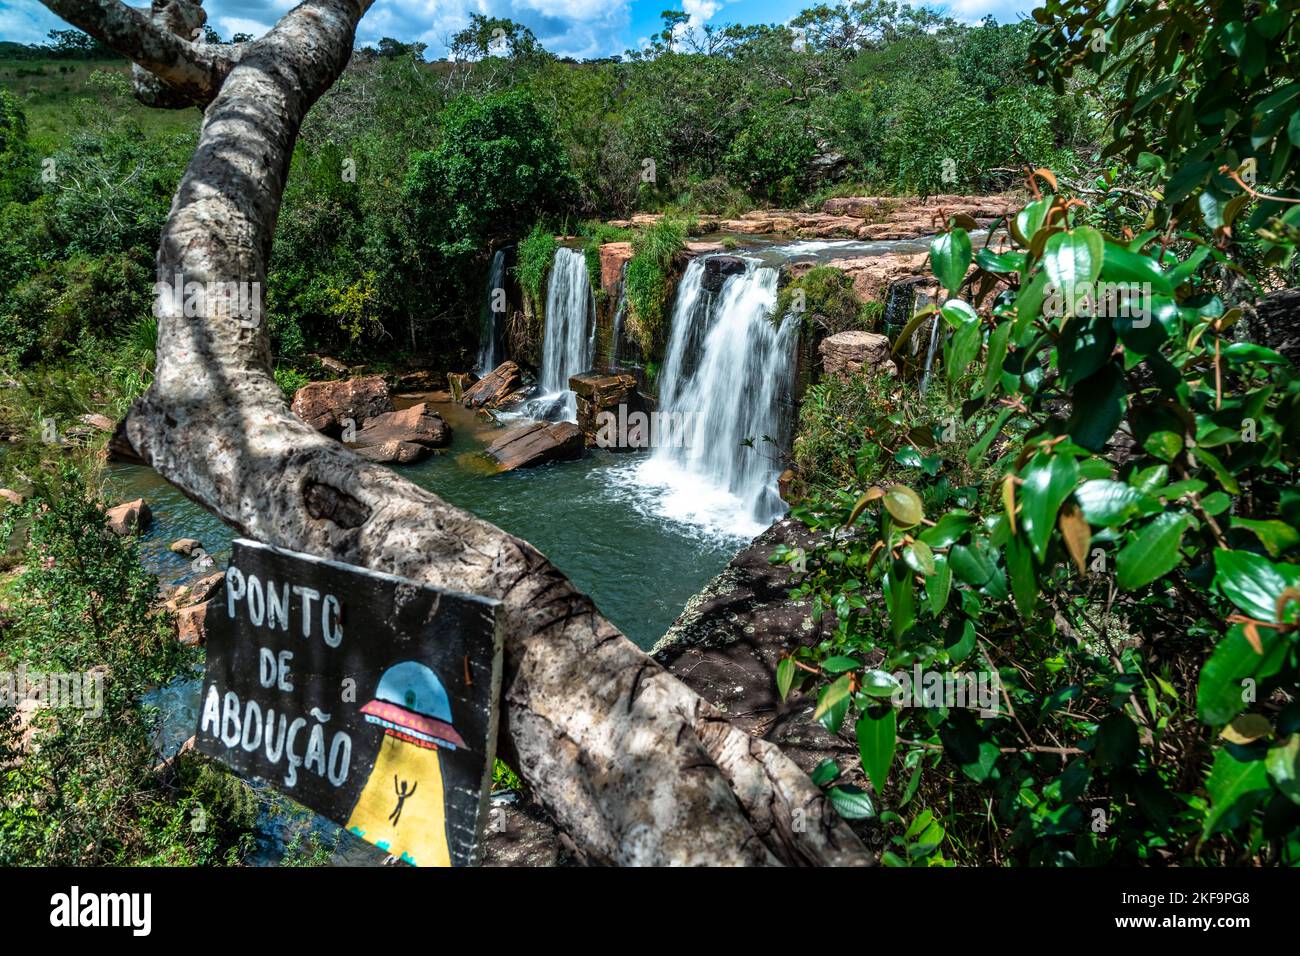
(484, 421), (584, 471)
(821, 330), (897, 380)
(0, 488), (24, 507)
(463, 361), (525, 409)
(169, 571), (225, 648)
(353, 441), (430, 464)
(569, 371), (643, 448)
(106, 498), (151, 536)
(169, 538), (202, 557)
(652, 519), (868, 787)
(291, 375), (392, 436)
(600, 242), (633, 293)
(609, 194), (1016, 243)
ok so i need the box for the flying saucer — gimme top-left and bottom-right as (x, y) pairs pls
(359, 660), (466, 751)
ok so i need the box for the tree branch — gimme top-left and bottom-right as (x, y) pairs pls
(42, 0), (239, 105)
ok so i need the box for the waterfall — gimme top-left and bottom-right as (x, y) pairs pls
(633, 256), (797, 538)
(535, 246), (594, 420)
(475, 249), (507, 375)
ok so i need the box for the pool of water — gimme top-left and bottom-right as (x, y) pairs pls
(106, 398), (748, 650)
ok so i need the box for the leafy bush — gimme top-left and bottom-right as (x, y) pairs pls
(0, 471), (258, 864)
(513, 222), (556, 319)
(625, 218), (687, 361)
(779, 191), (1300, 865)
(777, 265), (879, 335)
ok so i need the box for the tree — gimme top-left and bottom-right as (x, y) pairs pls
(36, 0), (867, 866)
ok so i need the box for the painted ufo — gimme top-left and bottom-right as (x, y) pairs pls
(359, 661), (466, 751)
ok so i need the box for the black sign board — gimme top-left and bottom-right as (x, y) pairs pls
(195, 539), (502, 867)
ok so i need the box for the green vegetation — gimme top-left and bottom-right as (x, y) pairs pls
(513, 223), (558, 320)
(777, 265), (881, 336)
(779, 0), (1300, 865)
(625, 218), (688, 360)
(0, 470), (258, 864)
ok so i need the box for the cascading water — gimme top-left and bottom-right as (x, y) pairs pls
(630, 256), (797, 539)
(475, 249), (507, 375)
(531, 246), (594, 421)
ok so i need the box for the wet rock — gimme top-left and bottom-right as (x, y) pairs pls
(701, 255), (748, 293)
(169, 538), (202, 557)
(350, 403), (450, 452)
(820, 330), (897, 380)
(463, 361), (524, 409)
(106, 498), (151, 536)
(569, 371), (642, 448)
(353, 440), (430, 465)
(484, 421), (583, 471)
(291, 375), (393, 436)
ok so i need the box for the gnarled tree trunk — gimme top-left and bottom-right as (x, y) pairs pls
(45, 0), (870, 866)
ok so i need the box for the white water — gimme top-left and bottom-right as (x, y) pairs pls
(475, 249), (507, 376)
(532, 246), (594, 421)
(626, 257), (797, 539)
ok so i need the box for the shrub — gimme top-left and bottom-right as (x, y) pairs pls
(625, 218), (687, 361)
(777, 266), (879, 335)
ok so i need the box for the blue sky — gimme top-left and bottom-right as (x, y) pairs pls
(1, 0), (1037, 61)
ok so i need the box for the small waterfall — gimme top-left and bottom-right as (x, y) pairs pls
(634, 257), (796, 538)
(611, 261), (629, 366)
(535, 246), (594, 420)
(476, 249), (507, 375)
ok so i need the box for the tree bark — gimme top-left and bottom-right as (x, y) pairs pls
(45, 0), (870, 866)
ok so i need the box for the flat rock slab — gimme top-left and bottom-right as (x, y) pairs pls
(484, 421), (583, 471)
(351, 402), (450, 449)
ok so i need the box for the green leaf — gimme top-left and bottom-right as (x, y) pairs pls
(1100, 241), (1174, 296)
(1074, 479), (1146, 527)
(1197, 624), (1289, 724)
(919, 510), (975, 548)
(930, 228), (972, 294)
(945, 318), (983, 383)
(1019, 452), (1079, 560)
(1006, 533), (1037, 618)
(1203, 749), (1270, 838)
(903, 539), (936, 576)
(926, 553), (952, 615)
(885, 560), (917, 638)
(822, 655), (862, 675)
(1232, 518), (1300, 558)
(1267, 735), (1300, 806)
(859, 668), (902, 698)
(1115, 512), (1190, 590)
(776, 657), (795, 701)
(813, 673), (852, 723)
(939, 298), (979, 328)
(810, 758), (839, 787)
(883, 484), (924, 528)
(1066, 365), (1126, 452)
(856, 708), (897, 796)
(1043, 226), (1104, 315)
(828, 785), (876, 821)
(1213, 549), (1300, 621)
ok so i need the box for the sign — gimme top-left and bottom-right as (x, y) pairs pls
(194, 538), (502, 867)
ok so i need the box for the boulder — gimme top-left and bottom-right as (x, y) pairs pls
(569, 371), (642, 448)
(463, 361), (524, 409)
(354, 440), (430, 465)
(484, 421), (584, 471)
(0, 488), (24, 506)
(701, 255), (748, 293)
(106, 498), (151, 536)
(169, 538), (202, 557)
(351, 403), (450, 450)
(309, 354), (350, 375)
(175, 600), (213, 647)
(820, 330), (897, 380)
(290, 375), (392, 436)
